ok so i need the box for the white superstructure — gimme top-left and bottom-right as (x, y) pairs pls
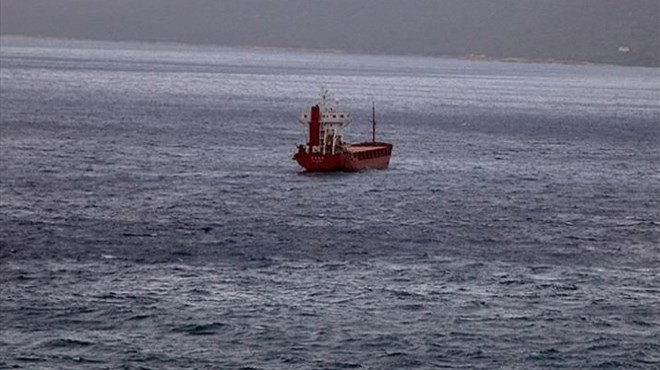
(298, 89), (352, 155)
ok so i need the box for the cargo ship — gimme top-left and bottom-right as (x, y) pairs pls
(293, 91), (393, 172)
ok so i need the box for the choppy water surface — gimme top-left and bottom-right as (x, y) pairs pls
(1, 38), (659, 369)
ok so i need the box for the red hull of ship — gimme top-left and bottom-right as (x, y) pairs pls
(294, 142), (393, 172)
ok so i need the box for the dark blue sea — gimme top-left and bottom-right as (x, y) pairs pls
(1, 38), (659, 369)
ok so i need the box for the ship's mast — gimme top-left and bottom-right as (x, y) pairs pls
(372, 102), (376, 143)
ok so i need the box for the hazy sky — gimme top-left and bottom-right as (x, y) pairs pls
(1, 0), (658, 66)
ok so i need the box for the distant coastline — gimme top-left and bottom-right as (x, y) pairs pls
(2, 0), (658, 68)
(0, 35), (641, 69)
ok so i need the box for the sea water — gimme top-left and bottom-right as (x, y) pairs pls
(1, 38), (659, 369)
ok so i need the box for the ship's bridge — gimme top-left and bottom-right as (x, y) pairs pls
(297, 90), (352, 155)
(298, 89), (351, 128)
(298, 111), (351, 127)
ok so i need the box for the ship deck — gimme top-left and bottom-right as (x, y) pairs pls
(347, 142), (392, 153)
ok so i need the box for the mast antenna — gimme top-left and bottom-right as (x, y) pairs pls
(372, 102), (376, 143)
